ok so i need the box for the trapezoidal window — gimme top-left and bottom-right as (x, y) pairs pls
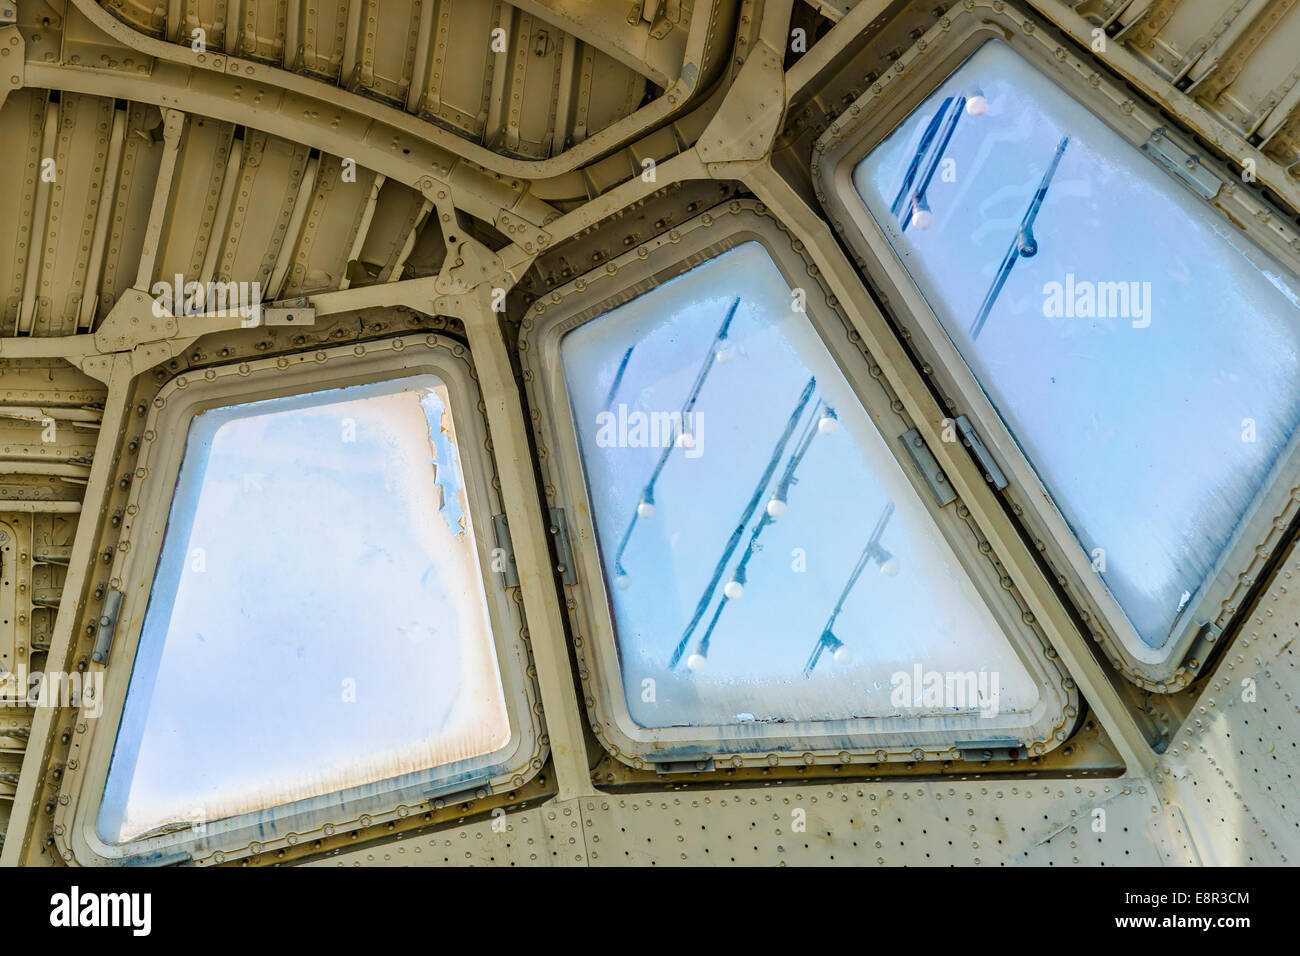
(95, 374), (518, 852)
(540, 232), (1075, 763)
(844, 37), (1300, 681)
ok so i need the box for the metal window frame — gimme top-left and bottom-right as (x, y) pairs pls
(518, 199), (1079, 770)
(812, 2), (1300, 691)
(54, 333), (545, 866)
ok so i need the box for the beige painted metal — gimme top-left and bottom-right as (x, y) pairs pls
(1, 0), (1298, 866)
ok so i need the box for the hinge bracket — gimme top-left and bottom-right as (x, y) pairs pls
(1142, 129), (1222, 200)
(652, 757), (715, 774)
(426, 781), (492, 807)
(955, 739), (1022, 761)
(490, 514), (520, 588)
(899, 428), (957, 506)
(91, 589), (123, 665)
(955, 415), (1008, 490)
(548, 508), (578, 586)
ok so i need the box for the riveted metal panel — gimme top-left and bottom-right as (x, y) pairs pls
(1152, 536), (1300, 864)
(214, 129), (311, 289)
(0, 91), (47, 329)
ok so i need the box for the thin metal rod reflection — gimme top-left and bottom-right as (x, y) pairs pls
(695, 399), (828, 660)
(969, 136), (1070, 341)
(803, 501), (895, 676)
(613, 297), (741, 577)
(604, 345), (635, 408)
(668, 376), (817, 669)
(891, 96), (966, 232)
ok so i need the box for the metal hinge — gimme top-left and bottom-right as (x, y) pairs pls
(899, 428), (957, 507)
(548, 508), (578, 586)
(955, 415), (1008, 490)
(90, 589), (123, 665)
(426, 781), (492, 808)
(955, 739), (1022, 761)
(1142, 129), (1223, 200)
(490, 514), (520, 588)
(651, 757), (715, 774)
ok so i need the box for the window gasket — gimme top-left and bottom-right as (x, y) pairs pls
(811, 2), (1300, 692)
(54, 333), (545, 866)
(517, 199), (1079, 770)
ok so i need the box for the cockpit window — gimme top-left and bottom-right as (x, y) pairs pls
(560, 241), (1040, 730)
(97, 376), (510, 845)
(851, 39), (1300, 649)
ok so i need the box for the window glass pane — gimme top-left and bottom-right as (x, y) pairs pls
(98, 376), (509, 844)
(852, 40), (1300, 647)
(562, 242), (1038, 730)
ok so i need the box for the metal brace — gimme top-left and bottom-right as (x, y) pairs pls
(262, 297), (316, 326)
(90, 589), (123, 665)
(548, 508), (578, 586)
(490, 513), (520, 587)
(899, 428), (957, 507)
(1142, 129), (1222, 201)
(1182, 620), (1224, 674)
(955, 415), (1008, 490)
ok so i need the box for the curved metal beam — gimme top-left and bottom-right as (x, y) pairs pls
(65, 0), (736, 185)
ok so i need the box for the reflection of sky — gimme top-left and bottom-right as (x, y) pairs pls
(562, 242), (1036, 728)
(853, 40), (1300, 647)
(99, 377), (509, 844)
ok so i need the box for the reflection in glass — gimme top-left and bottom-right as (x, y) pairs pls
(99, 376), (509, 844)
(562, 242), (1037, 729)
(852, 40), (1300, 647)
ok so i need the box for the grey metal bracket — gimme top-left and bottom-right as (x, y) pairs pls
(955, 415), (1008, 490)
(651, 757), (716, 774)
(955, 739), (1022, 761)
(1142, 129), (1223, 201)
(548, 508), (578, 586)
(490, 513), (520, 588)
(899, 428), (957, 507)
(90, 589), (123, 665)
(426, 781), (493, 808)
